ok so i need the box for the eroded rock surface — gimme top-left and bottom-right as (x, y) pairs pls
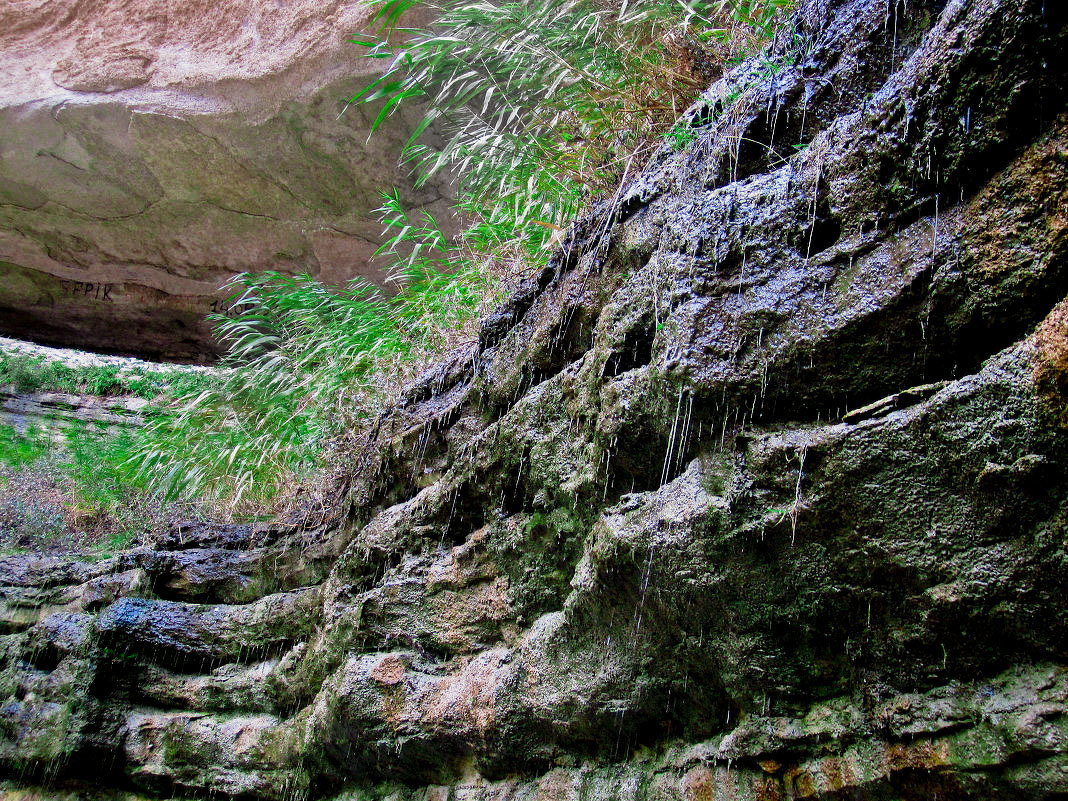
(1, 0), (1067, 798)
(0, 0), (452, 361)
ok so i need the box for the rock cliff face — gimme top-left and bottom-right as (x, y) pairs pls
(2, 0), (1067, 798)
(0, 0), (451, 361)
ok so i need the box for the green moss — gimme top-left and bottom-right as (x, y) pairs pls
(699, 450), (734, 496)
(14, 700), (75, 762)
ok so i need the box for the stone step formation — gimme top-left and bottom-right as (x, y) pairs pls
(1, 0), (1067, 799)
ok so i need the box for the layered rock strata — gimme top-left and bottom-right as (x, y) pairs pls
(0, 0), (452, 361)
(1, 0), (1067, 798)
(0, 389), (147, 438)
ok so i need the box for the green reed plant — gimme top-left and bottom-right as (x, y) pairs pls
(354, 0), (792, 238)
(128, 190), (503, 508)
(123, 0), (791, 511)
(131, 273), (391, 506)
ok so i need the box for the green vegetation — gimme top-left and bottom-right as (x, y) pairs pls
(127, 194), (501, 507)
(0, 353), (213, 551)
(118, 0), (791, 512)
(0, 350), (214, 399)
(60, 423), (158, 546)
(0, 0), (793, 533)
(0, 420), (176, 553)
(355, 0), (792, 237)
(0, 424), (49, 468)
(665, 122), (700, 150)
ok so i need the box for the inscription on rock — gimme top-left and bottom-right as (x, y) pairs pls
(61, 280), (114, 302)
(209, 300), (255, 318)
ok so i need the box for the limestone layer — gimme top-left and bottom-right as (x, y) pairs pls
(0, 0), (451, 361)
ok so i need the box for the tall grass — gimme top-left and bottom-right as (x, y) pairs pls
(355, 0), (792, 236)
(129, 192), (502, 508)
(0, 422), (177, 552)
(124, 0), (791, 511)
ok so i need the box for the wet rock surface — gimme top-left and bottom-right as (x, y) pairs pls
(2, 0), (1068, 798)
(0, 0), (453, 362)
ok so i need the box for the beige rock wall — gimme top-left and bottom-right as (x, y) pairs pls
(0, 0), (451, 361)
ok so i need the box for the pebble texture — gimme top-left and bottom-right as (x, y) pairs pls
(1, 0), (1067, 798)
(0, 0), (453, 362)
